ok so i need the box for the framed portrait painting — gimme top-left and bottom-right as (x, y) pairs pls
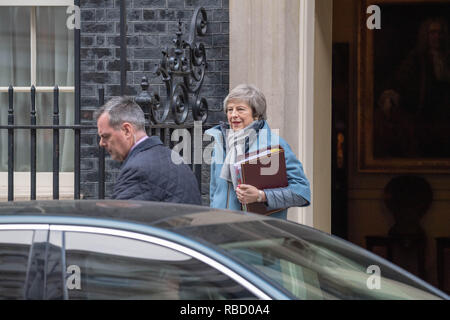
(357, 0), (450, 173)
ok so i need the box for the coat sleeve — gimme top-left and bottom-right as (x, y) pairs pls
(209, 137), (224, 205)
(209, 150), (217, 202)
(263, 140), (311, 210)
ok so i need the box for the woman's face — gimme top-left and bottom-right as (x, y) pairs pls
(226, 100), (255, 131)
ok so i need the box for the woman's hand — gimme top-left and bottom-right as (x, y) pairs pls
(236, 184), (266, 204)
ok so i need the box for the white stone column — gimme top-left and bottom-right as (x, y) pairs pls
(230, 0), (332, 232)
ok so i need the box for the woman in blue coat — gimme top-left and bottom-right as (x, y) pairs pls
(205, 84), (311, 219)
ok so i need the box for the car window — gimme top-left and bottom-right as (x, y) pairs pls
(0, 230), (35, 299)
(57, 230), (257, 300)
(27, 230), (65, 300)
(178, 220), (444, 300)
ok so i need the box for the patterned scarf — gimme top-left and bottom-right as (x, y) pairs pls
(220, 120), (261, 189)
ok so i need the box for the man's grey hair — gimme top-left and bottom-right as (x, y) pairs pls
(94, 96), (146, 131)
(223, 84), (267, 120)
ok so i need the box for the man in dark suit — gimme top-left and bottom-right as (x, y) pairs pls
(94, 96), (202, 205)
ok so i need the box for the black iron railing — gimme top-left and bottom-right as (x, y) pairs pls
(1, 5), (215, 201)
(1, 86), (96, 200)
(2, 85), (214, 201)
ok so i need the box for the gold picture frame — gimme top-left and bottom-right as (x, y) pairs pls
(357, 0), (450, 173)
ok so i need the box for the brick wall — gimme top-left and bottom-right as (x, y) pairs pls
(79, 0), (228, 203)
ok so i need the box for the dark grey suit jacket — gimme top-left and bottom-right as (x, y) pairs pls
(112, 136), (202, 205)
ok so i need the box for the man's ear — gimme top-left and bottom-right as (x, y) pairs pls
(121, 122), (134, 138)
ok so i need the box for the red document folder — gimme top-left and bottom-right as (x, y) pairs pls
(235, 146), (288, 215)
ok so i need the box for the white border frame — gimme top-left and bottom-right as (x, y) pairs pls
(0, 2), (76, 198)
(0, 2), (75, 93)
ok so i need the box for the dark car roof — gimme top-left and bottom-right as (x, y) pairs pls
(0, 199), (358, 262)
(1, 200), (448, 300)
(0, 200), (268, 229)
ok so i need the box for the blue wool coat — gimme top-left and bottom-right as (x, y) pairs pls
(113, 136), (202, 205)
(205, 121), (311, 219)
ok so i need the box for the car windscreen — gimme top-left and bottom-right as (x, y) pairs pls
(176, 219), (444, 300)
